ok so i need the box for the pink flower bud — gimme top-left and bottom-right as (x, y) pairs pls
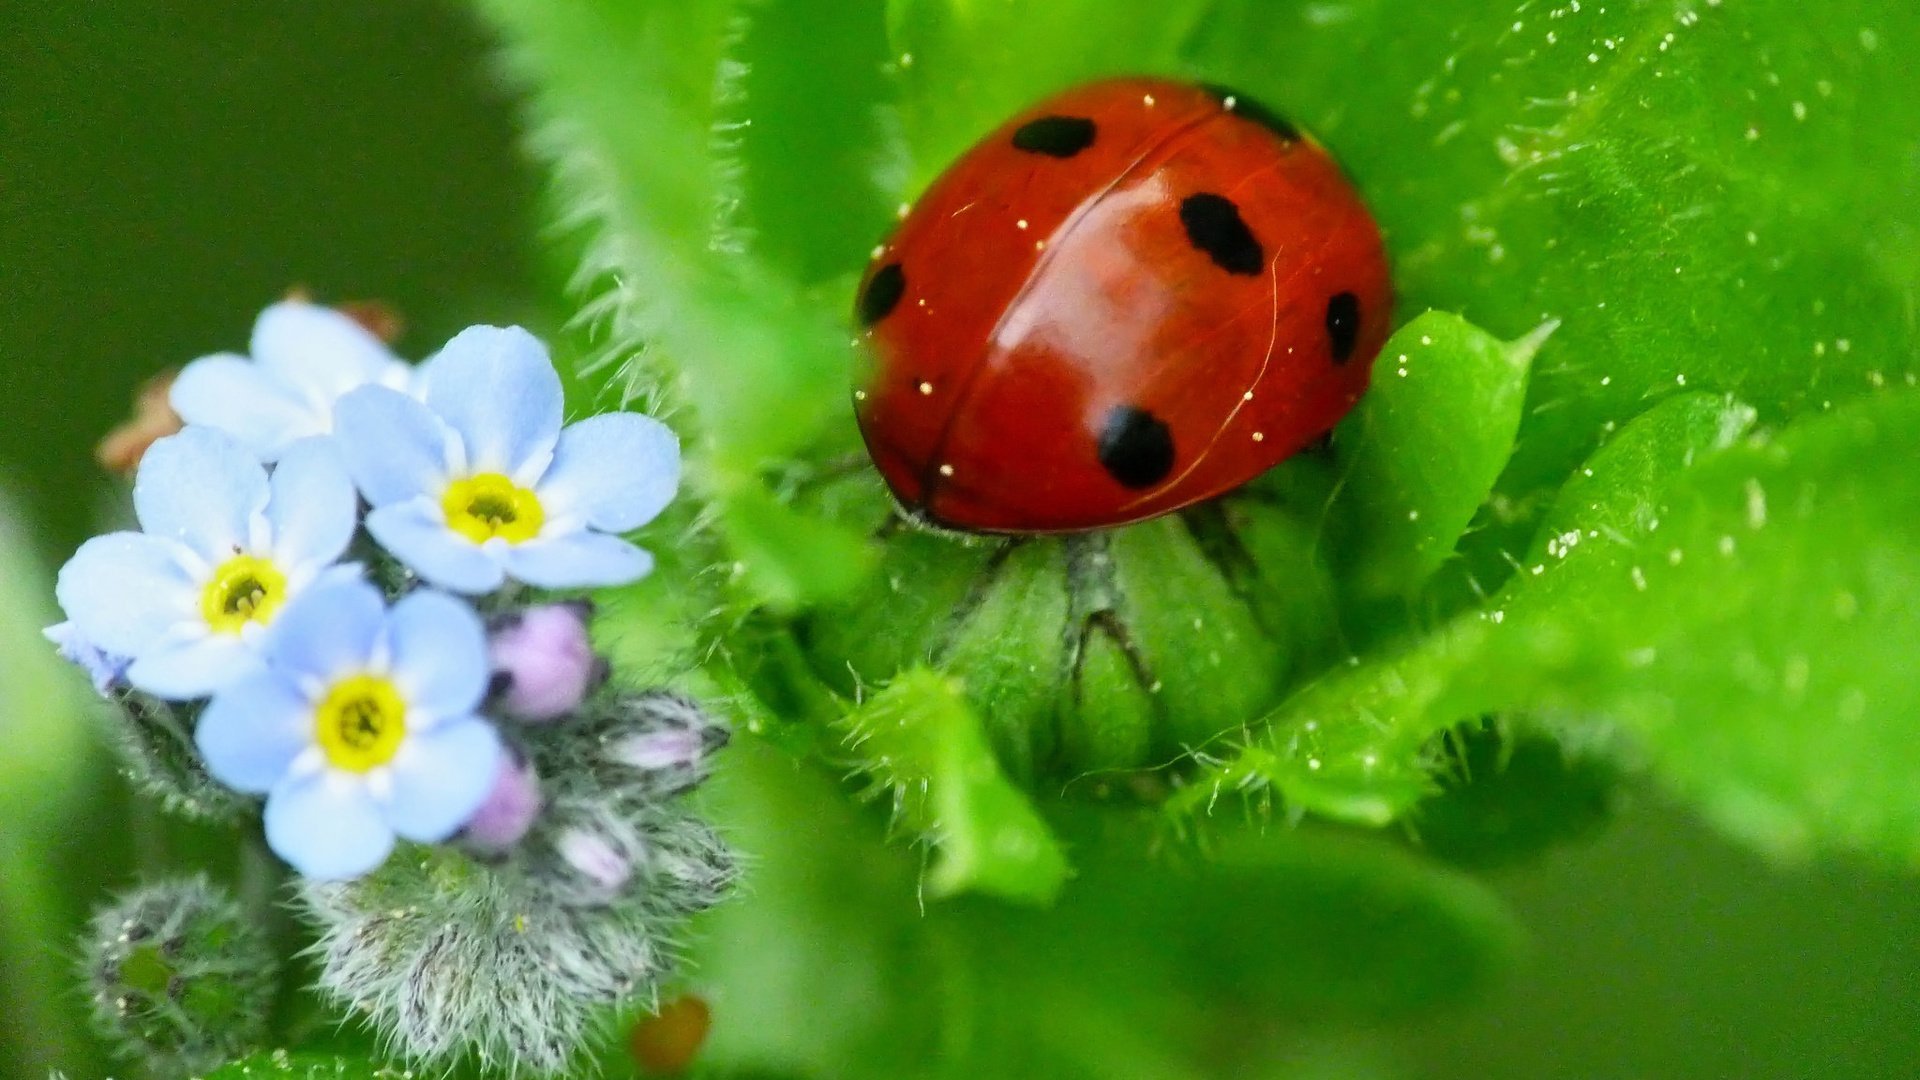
(607, 727), (711, 771)
(488, 603), (608, 721)
(462, 755), (542, 854)
(556, 829), (631, 896)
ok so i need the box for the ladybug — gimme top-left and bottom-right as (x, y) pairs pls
(852, 77), (1392, 534)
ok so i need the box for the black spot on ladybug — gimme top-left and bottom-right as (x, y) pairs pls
(1097, 405), (1176, 489)
(859, 262), (906, 326)
(1326, 292), (1361, 363)
(1012, 115), (1097, 158)
(1179, 193), (1263, 276)
(1200, 83), (1302, 143)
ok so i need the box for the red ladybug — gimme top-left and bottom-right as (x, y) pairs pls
(853, 77), (1392, 534)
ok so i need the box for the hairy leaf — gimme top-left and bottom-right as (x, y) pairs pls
(1330, 311), (1552, 600)
(842, 668), (1070, 903)
(478, 0), (873, 607)
(1192, 0), (1920, 557)
(1515, 387), (1920, 859)
(1184, 385), (1920, 864)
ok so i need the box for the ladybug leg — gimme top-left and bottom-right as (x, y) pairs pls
(924, 538), (1024, 658)
(1061, 534), (1162, 707)
(1075, 610), (1154, 698)
(1178, 502), (1271, 627)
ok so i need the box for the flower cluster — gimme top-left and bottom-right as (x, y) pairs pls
(49, 300), (684, 881)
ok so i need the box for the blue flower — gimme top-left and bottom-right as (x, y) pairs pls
(332, 325), (679, 594)
(170, 300), (414, 462)
(43, 621), (129, 698)
(194, 579), (504, 880)
(54, 427), (360, 699)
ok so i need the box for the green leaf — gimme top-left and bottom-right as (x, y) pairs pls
(714, 478), (879, 613)
(590, 505), (717, 684)
(841, 668), (1070, 903)
(1170, 619), (1492, 829)
(1508, 387), (1920, 860)
(1412, 720), (1622, 869)
(1059, 820), (1522, 1020)
(474, 0), (853, 462)
(885, 0), (1215, 190)
(681, 738), (930, 1079)
(1184, 385), (1920, 865)
(687, 738), (1517, 1080)
(1191, 0), (1920, 544)
(477, 0), (875, 608)
(726, 0), (899, 282)
(1172, 390), (1765, 829)
(1510, 390), (1758, 612)
(1329, 311), (1552, 599)
(796, 525), (999, 703)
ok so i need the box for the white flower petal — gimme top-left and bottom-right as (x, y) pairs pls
(265, 772), (393, 880)
(250, 300), (406, 406)
(197, 668), (313, 792)
(364, 499), (505, 594)
(262, 577), (385, 684)
(134, 428), (270, 561)
(385, 590), (489, 719)
(333, 385), (458, 506)
(169, 355), (325, 461)
(422, 326), (563, 476)
(268, 436), (358, 569)
(126, 633), (258, 700)
(537, 413), (680, 533)
(378, 718), (503, 843)
(505, 531), (654, 589)
(55, 533), (198, 657)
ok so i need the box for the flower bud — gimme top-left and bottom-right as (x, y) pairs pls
(555, 827), (633, 898)
(489, 603), (608, 721)
(801, 505), (1326, 781)
(607, 726), (714, 771)
(463, 753), (543, 854)
(84, 876), (275, 1076)
(599, 692), (730, 797)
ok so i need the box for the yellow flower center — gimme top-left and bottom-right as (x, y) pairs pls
(199, 554), (288, 635)
(313, 674), (408, 772)
(442, 472), (545, 545)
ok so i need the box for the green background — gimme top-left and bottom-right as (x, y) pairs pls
(3, 4), (1916, 1077)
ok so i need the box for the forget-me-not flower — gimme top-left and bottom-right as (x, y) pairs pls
(53, 427), (360, 699)
(195, 579), (504, 880)
(332, 325), (679, 594)
(170, 300), (414, 462)
(43, 621), (130, 698)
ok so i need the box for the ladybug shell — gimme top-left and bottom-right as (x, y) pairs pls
(853, 77), (1392, 534)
